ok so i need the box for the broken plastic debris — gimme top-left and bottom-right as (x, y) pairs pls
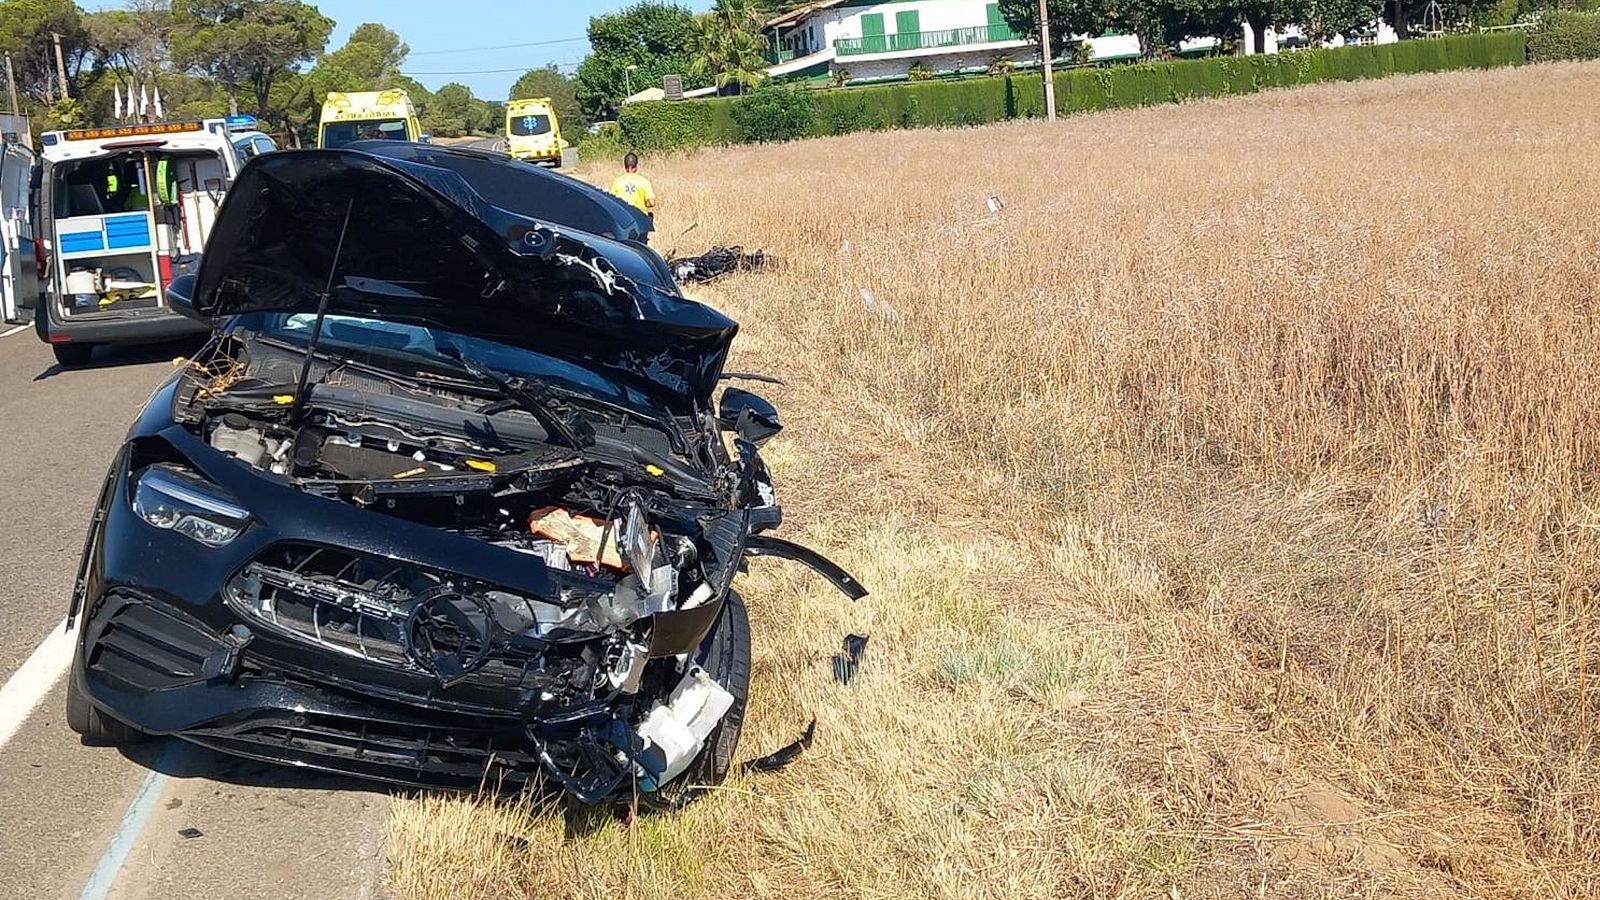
(667, 246), (773, 284)
(634, 665), (736, 788)
(528, 506), (625, 568)
(620, 500), (661, 588)
(831, 633), (870, 685)
(986, 195), (1005, 214)
(742, 719), (817, 773)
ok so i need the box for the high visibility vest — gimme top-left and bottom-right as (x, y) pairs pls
(156, 158), (176, 205)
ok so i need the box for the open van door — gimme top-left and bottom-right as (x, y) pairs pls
(0, 141), (40, 324)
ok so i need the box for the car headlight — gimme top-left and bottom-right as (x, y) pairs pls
(133, 464), (251, 548)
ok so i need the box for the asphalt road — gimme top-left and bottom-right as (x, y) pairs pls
(463, 136), (579, 168)
(0, 331), (390, 900)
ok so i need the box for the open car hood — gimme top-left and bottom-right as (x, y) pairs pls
(191, 144), (737, 408)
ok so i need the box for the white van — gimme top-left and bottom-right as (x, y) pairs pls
(224, 113), (280, 162)
(33, 119), (244, 366)
(1, 137), (40, 325)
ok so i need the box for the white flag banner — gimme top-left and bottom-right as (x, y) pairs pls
(139, 83), (149, 117)
(153, 85), (164, 119)
(113, 84), (123, 119)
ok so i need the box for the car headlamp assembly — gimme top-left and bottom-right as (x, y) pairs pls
(133, 463), (252, 548)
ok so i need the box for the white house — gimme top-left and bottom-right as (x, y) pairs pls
(755, 1), (1392, 89)
(764, 0), (1035, 84)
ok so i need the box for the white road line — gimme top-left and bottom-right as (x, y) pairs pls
(79, 744), (182, 900)
(0, 618), (75, 750)
(1, 323), (30, 337)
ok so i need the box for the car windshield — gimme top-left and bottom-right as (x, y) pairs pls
(236, 312), (660, 414)
(508, 113), (552, 137)
(322, 119), (408, 148)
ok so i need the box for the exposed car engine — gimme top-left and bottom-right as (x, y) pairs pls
(65, 144), (862, 806)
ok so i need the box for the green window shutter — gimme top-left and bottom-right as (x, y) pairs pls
(986, 3), (1009, 42)
(895, 10), (921, 51)
(860, 12), (885, 52)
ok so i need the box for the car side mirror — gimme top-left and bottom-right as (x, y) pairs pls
(717, 387), (781, 446)
(165, 274), (208, 324)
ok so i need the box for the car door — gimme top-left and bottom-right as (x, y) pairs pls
(0, 143), (41, 323)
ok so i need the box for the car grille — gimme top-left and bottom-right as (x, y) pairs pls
(85, 593), (226, 691)
(184, 707), (544, 790)
(225, 544), (430, 667)
(224, 543), (588, 698)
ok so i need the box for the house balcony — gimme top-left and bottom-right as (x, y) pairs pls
(765, 48), (797, 65)
(834, 24), (1026, 57)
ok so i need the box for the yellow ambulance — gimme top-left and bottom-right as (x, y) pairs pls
(505, 97), (566, 167)
(318, 90), (423, 149)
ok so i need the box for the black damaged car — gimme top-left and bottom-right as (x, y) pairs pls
(65, 143), (864, 804)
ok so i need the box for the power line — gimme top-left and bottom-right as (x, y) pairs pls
(405, 67), (537, 75)
(406, 37), (588, 56)
(404, 63), (582, 76)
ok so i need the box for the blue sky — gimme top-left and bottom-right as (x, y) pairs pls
(321, 0), (717, 100)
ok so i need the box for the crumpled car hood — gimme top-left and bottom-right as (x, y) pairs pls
(190, 144), (738, 408)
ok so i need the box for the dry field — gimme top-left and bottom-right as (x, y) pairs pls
(388, 62), (1600, 899)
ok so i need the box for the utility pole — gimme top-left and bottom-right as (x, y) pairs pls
(4, 54), (17, 118)
(4, 53), (26, 148)
(1038, 0), (1056, 121)
(52, 31), (70, 102)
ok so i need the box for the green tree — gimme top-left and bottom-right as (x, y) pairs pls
(573, 2), (708, 120)
(170, 0), (332, 115)
(509, 66), (586, 131)
(997, 0), (1118, 55)
(298, 23), (410, 140)
(689, 0), (770, 93)
(1300, 0), (1383, 39)
(84, 1), (177, 124)
(752, 0), (812, 13)
(1164, 0), (1306, 49)
(429, 81), (477, 136)
(87, 1), (175, 80)
(0, 0), (94, 104)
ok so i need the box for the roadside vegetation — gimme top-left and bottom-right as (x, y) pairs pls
(617, 31), (1525, 152)
(389, 61), (1600, 899)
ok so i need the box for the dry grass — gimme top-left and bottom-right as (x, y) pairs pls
(388, 62), (1600, 899)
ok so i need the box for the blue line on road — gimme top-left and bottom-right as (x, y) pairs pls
(79, 740), (187, 900)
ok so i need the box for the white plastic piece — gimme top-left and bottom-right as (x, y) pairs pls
(635, 665), (734, 785)
(606, 641), (649, 693)
(679, 583), (714, 611)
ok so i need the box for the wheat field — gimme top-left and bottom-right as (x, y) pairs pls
(387, 62), (1600, 899)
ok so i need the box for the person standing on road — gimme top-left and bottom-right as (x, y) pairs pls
(608, 153), (656, 219)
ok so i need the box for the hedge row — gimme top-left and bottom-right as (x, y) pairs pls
(1527, 11), (1600, 61)
(1019, 30), (1526, 117)
(619, 31), (1527, 152)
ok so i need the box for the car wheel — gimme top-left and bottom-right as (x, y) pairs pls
(66, 660), (146, 745)
(52, 342), (94, 367)
(685, 589), (750, 786)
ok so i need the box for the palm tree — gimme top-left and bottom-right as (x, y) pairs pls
(690, 0), (771, 94)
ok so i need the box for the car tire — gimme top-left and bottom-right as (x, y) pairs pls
(685, 589), (750, 786)
(66, 661), (146, 746)
(52, 342), (94, 367)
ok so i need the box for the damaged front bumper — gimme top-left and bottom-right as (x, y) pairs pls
(71, 420), (860, 801)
